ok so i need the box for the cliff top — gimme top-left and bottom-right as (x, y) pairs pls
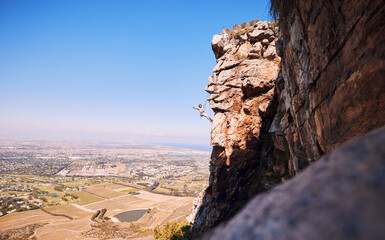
(219, 19), (278, 41)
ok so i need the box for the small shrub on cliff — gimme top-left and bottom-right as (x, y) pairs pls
(230, 28), (246, 38)
(232, 23), (240, 31)
(249, 19), (260, 26)
(268, 20), (279, 27)
(153, 221), (192, 240)
(234, 52), (248, 60)
(230, 26), (255, 38)
(224, 19), (259, 39)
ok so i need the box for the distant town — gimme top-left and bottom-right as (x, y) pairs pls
(0, 139), (210, 218)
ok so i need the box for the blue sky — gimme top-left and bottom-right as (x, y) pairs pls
(0, 0), (271, 146)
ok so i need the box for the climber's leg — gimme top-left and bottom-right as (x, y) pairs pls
(203, 114), (212, 122)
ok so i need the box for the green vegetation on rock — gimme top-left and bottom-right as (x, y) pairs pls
(153, 221), (192, 240)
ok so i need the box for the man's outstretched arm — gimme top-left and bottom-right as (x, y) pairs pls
(203, 99), (207, 108)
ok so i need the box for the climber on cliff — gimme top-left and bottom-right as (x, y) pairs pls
(193, 99), (212, 122)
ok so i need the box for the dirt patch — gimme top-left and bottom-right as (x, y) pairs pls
(82, 220), (152, 239)
(0, 223), (46, 240)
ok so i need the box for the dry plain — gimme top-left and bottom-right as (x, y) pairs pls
(0, 183), (194, 239)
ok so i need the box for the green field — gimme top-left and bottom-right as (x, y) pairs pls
(63, 179), (101, 187)
(45, 204), (91, 219)
(70, 191), (104, 205)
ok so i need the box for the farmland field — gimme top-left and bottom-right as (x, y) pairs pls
(44, 204), (92, 219)
(0, 141), (210, 239)
(70, 191), (104, 205)
(0, 184), (195, 239)
(84, 187), (126, 199)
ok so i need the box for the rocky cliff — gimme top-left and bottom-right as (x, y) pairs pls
(191, 0), (385, 236)
(190, 20), (284, 232)
(270, 0), (385, 173)
(203, 126), (385, 240)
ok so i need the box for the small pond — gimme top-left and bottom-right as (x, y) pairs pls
(114, 209), (148, 222)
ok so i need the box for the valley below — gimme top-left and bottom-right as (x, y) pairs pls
(0, 139), (210, 239)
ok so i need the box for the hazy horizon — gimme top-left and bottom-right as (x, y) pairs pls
(0, 136), (213, 152)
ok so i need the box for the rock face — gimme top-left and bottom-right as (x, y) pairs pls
(191, 0), (385, 236)
(271, 0), (385, 176)
(191, 20), (282, 232)
(203, 126), (385, 240)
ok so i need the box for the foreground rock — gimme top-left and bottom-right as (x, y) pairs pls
(203, 126), (385, 240)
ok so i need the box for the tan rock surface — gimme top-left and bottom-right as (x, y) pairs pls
(191, 21), (281, 232)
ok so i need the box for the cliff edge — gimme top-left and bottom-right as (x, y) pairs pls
(190, 20), (282, 232)
(191, 0), (385, 237)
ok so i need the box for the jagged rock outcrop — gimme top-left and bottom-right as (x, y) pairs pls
(191, 0), (385, 236)
(191, 20), (282, 232)
(203, 126), (385, 240)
